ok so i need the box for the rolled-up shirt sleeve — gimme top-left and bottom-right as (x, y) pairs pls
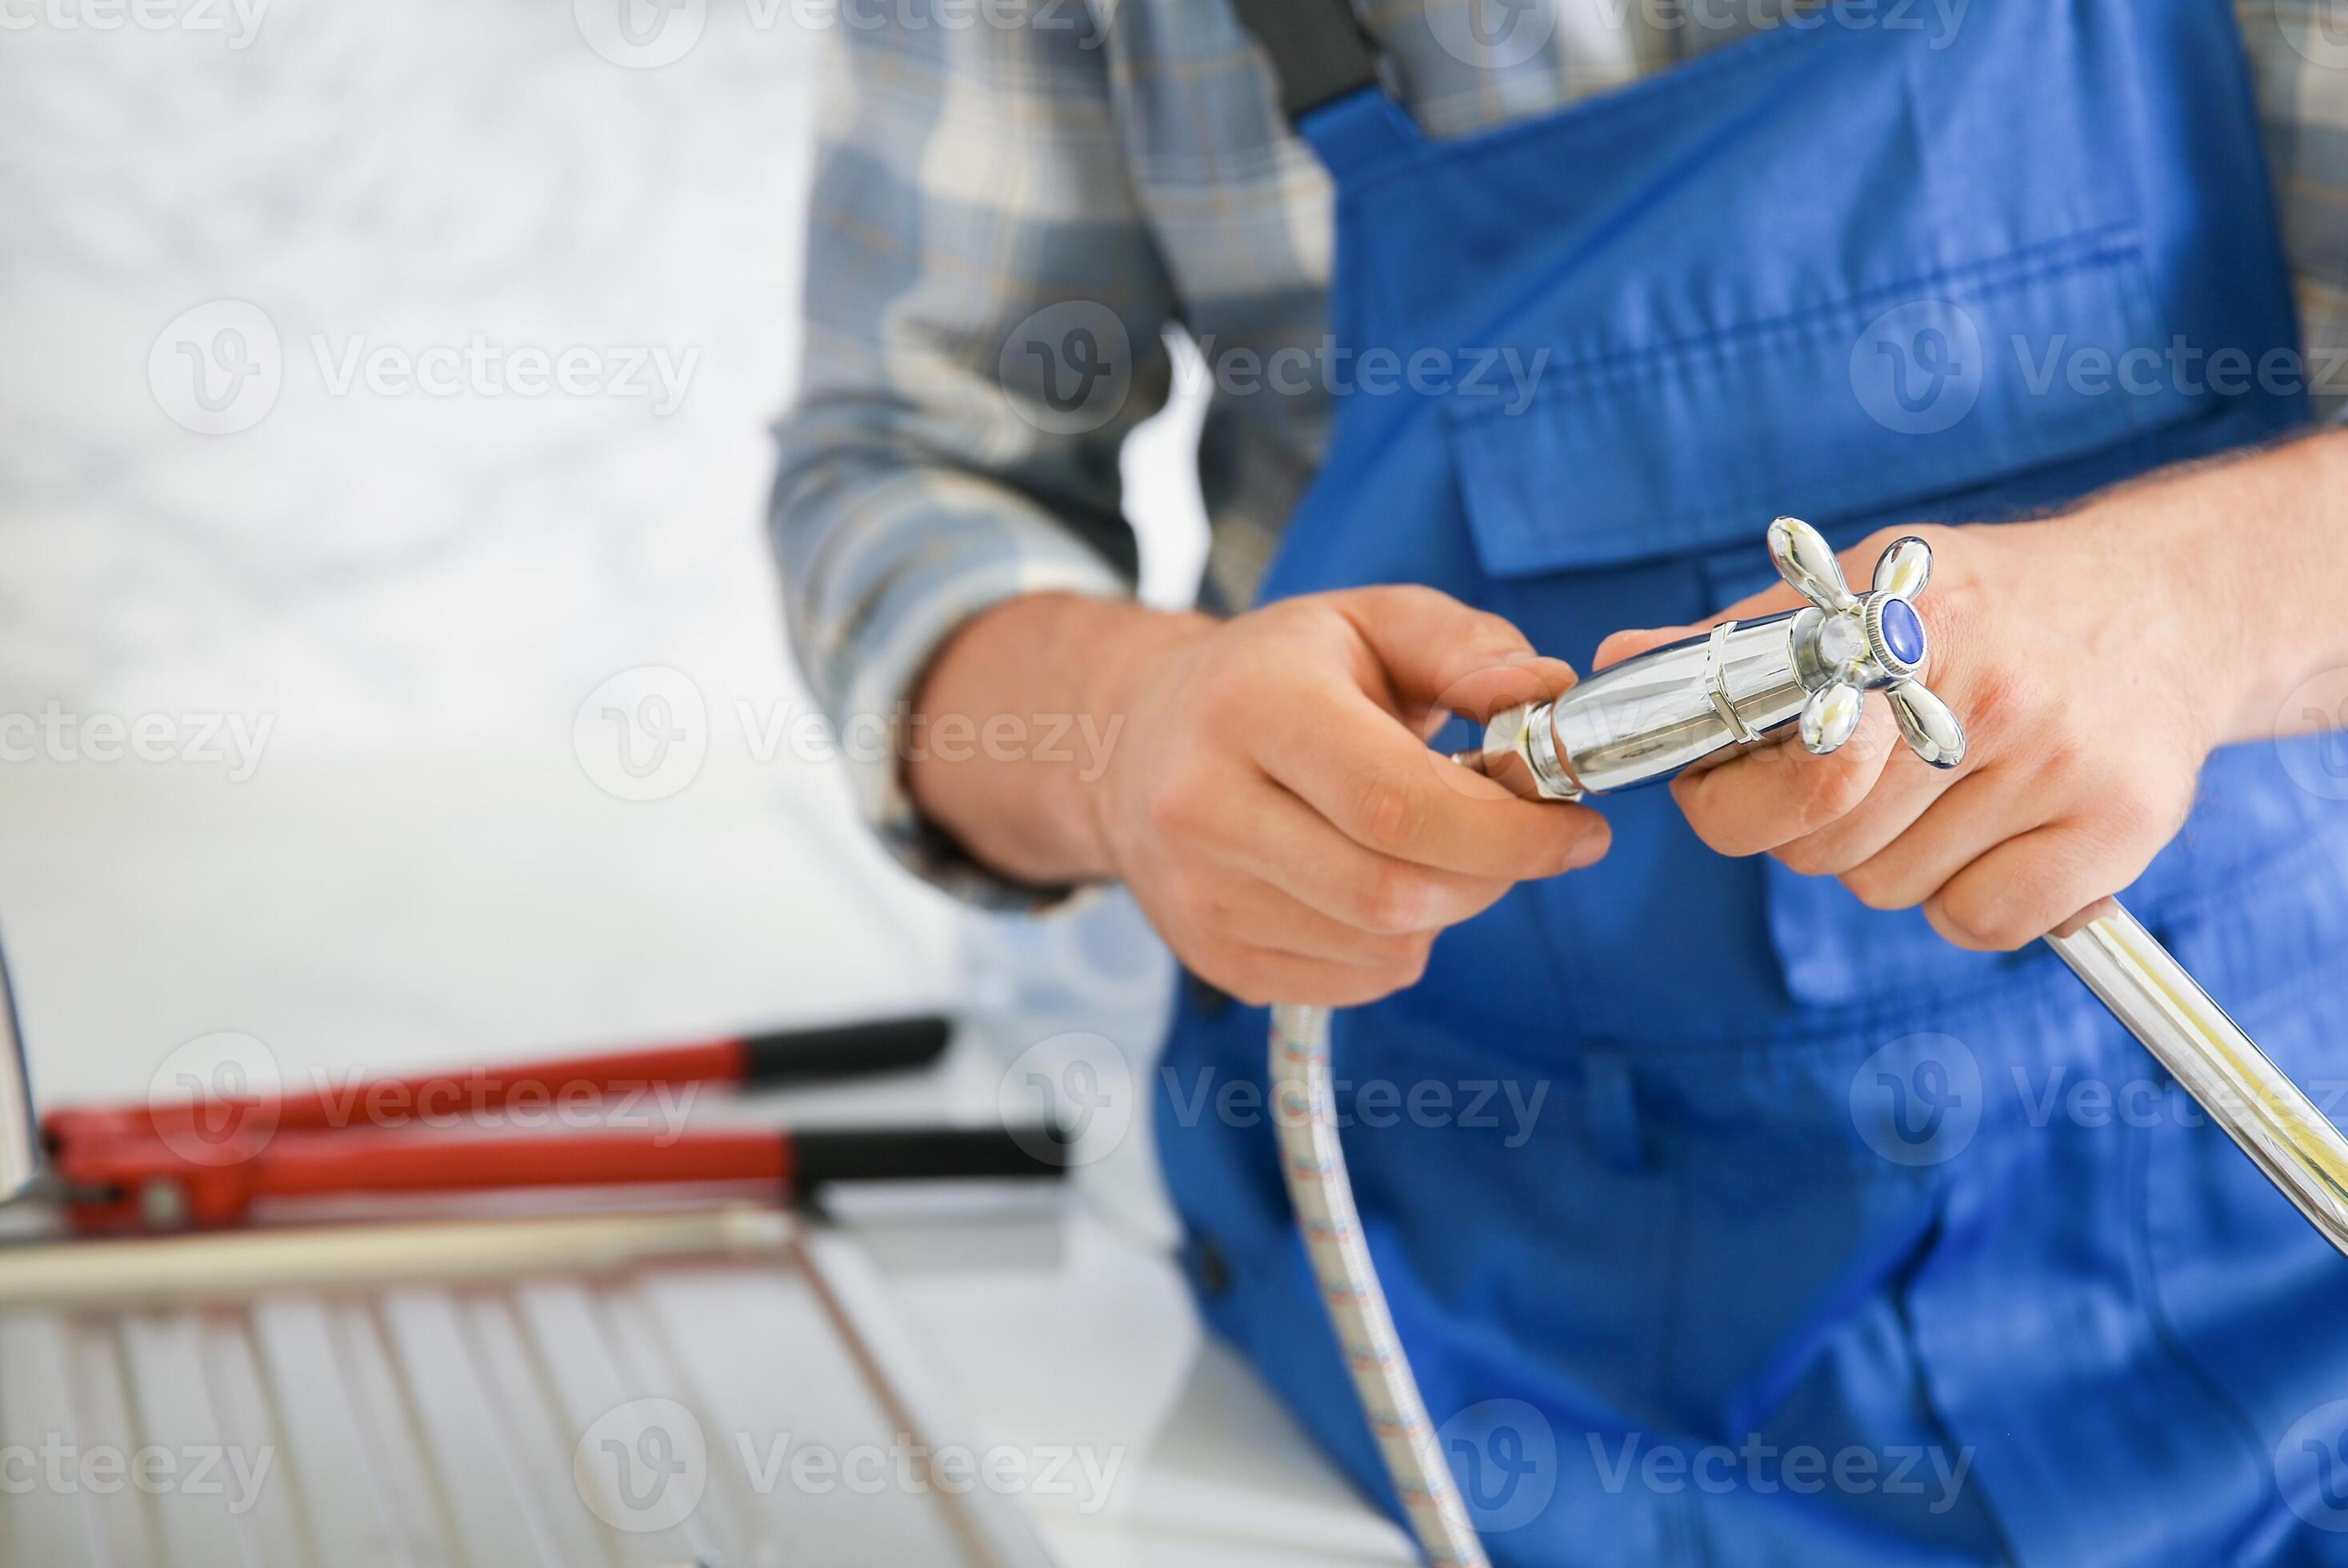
(770, 6), (1177, 907)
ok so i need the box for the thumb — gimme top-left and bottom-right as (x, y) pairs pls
(1334, 585), (1578, 725)
(1593, 623), (1698, 670)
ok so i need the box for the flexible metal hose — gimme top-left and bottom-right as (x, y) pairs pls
(1270, 1002), (1488, 1568)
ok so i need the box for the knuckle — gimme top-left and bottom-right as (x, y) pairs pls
(1842, 865), (1912, 911)
(1345, 769), (1430, 855)
(1934, 889), (2035, 952)
(1354, 862), (1433, 936)
(1797, 757), (1874, 824)
(1774, 837), (1835, 878)
(2095, 783), (2179, 849)
(1143, 772), (1205, 839)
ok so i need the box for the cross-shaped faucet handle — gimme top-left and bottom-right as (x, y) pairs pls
(1767, 515), (1966, 769)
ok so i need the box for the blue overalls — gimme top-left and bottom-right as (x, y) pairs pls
(1156, 2), (2348, 1562)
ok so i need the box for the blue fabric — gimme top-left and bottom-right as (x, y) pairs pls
(1155, 3), (2348, 1562)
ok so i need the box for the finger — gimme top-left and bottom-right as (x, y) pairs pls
(1925, 822), (2156, 953)
(1592, 623), (1698, 670)
(1187, 939), (1431, 1011)
(1773, 742), (1962, 877)
(2052, 896), (2120, 939)
(1670, 700), (1900, 857)
(1331, 586), (1567, 722)
(1204, 878), (1439, 970)
(1835, 767), (2046, 910)
(1257, 682), (1613, 880)
(1204, 779), (1512, 934)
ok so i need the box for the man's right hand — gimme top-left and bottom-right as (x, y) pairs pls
(910, 588), (1611, 1008)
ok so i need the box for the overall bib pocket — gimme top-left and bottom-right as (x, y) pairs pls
(1442, 230), (2213, 1019)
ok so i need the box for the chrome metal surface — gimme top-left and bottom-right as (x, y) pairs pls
(0, 929), (41, 1208)
(1290, 514), (2345, 1568)
(2050, 906), (2348, 1255)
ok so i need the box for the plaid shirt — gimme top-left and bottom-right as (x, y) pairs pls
(770, 0), (2348, 907)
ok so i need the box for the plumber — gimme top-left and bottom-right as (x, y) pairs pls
(771, 2), (2348, 1560)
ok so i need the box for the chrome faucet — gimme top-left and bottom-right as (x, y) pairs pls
(1277, 514), (2348, 1568)
(1473, 514), (1964, 798)
(0, 928), (39, 1206)
(1466, 514), (2348, 1250)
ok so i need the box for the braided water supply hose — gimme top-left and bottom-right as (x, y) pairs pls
(1266, 518), (2348, 1566)
(1270, 1002), (1489, 1568)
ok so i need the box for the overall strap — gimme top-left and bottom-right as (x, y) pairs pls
(1228, 0), (1379, 122)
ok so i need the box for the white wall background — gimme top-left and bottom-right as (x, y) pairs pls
(0, 0), (1206, 1117)
(0, 0), (1207, 756)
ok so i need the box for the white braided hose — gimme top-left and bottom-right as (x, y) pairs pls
(1270, 1002), (1489, 1568)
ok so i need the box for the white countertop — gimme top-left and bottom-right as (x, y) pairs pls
(0, 743), (1413, 1567)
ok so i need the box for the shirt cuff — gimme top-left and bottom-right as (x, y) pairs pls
(822, 518), (1134, 913)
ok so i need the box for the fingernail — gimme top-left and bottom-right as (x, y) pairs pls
(1564, 822), (1611, 870)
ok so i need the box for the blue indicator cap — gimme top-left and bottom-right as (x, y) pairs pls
(1878, 597), (1926, 667)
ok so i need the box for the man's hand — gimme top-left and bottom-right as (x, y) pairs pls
(911, 588), (1610, 1006)
(1595, 498), (2246, 953)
